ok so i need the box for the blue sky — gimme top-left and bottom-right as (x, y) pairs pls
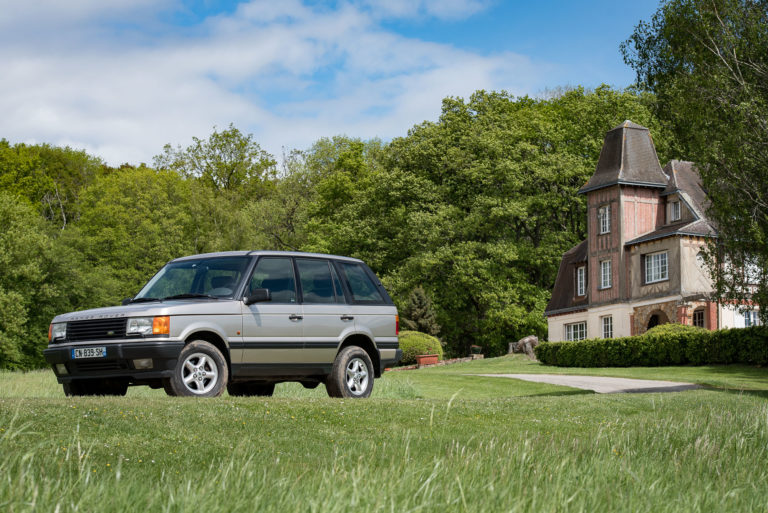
(0, 0), (661, 165)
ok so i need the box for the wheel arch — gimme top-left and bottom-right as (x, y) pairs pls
(184, 330), (232, 379)
(339, 334), (381, 377)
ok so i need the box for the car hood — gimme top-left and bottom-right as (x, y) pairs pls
(52, 299), (241, 323)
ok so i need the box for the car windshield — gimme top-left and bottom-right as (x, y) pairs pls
(135, 256), (251, 300)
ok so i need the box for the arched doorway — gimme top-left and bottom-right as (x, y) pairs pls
(647, 309), (670, 330)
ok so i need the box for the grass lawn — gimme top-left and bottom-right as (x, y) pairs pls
(1, 356), (767, 512)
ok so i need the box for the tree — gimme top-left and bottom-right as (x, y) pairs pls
(0, 192), (109, 369)
(0, 140), (105, 229)
(154, 124), (277, 198)
(400, 286), (441, 336)
(622, 0), (768, 318)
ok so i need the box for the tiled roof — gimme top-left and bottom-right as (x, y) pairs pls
(544, 240), (588, 315)
(579, 120), (669, 194)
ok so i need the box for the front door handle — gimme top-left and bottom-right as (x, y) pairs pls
(289, 314), (303, 321)
(340, 315), (354, 321)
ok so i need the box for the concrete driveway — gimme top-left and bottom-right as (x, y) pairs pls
(472, 374), (703, 394)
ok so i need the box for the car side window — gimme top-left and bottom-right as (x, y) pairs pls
(296, 259), (337, 304)
(248, 257), (297, 303)
(337, 262), (384, 303)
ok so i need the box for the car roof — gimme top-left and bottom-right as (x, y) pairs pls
(171, 250), (363, 263)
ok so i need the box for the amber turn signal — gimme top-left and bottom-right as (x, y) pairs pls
(153, 316), (170, 335)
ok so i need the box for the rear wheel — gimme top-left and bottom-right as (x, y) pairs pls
(326, 346), (374, 398)
(227, 381), (275, 397)
(165, 340), (228, 397)
(63, 379), (128, 396)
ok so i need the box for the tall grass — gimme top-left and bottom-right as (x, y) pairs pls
(2, 360), (768, 511)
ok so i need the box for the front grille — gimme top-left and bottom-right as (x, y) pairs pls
(73, 360), (128, 372)
(66, 318), (127, 342)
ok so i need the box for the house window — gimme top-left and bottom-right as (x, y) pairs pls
(565, 322), (586, 341)
(670, 201), (681, 222)
(601, 316), (613, 338)
(745, 310), (761, 327)
(644, 251), (668, 284)
(576, 266), (586, 296)
(600, 260), (612, 289)
(598, 205), (611, 234)
(693, 308), (705, 328)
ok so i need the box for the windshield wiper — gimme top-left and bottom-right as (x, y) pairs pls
(162, 293), (219, 300)
(127, 297), (161, 303)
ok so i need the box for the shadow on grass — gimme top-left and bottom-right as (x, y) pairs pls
(518, 389), (594, 398)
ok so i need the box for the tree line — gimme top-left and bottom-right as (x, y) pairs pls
(2, 0), (766, 370)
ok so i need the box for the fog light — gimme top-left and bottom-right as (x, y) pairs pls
(133, 358), (153, 370)
(55, 363), (68, 375)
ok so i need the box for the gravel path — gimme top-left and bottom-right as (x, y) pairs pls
(471, 373), (703, 394)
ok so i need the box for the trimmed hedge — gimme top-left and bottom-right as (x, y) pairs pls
(399, 330), (444, 365)
(534, 324), (768, 367)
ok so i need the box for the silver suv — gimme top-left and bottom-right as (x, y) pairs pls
(44, 251), (401, 398)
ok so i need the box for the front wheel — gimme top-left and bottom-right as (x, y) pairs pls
(326, 346), (374, 398)
(165, 340), (228, 397)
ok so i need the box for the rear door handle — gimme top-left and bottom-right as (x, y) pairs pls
(289, 314), (303, 321)
(340, 315), (354, 321)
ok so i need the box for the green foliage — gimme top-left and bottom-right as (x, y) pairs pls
(535, 325), (768, 367)
(0, 140), (105, 228)
(154, 124), (277, 198)
(399, 286), (441, 336)
(398, 330), (444, 365)
(0, 193), (109, 369)
(622, 0), (768, 319)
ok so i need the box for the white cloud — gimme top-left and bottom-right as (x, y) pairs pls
(0, 0), (544, 165)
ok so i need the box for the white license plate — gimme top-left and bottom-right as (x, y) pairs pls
(71, 347), (107, 359)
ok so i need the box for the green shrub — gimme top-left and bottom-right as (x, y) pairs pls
(398, 330), (444, 365)
(534, 324), (768, 367)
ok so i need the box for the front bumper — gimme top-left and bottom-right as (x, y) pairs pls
(44, 341), (184, 383)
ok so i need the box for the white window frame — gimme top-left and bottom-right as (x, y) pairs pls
(670, 200), (681, 222)
(576, 266), (586, 296)
(745, 310), (761, 327)
(645, 251), (668, 284)
(565, 322), (587, 341)
(598, 205), (611, 234)
(601, 316), (613, 338)
(600, 260), (612, 289)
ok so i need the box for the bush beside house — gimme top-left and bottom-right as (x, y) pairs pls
(535, 324), (768, 367)
(398, 330), (444, 365)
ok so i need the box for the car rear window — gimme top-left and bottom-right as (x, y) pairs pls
(337, 262), (384, 303)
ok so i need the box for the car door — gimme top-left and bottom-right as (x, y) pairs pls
(295, 258), (354, 364)
(239, 256), (303, 369)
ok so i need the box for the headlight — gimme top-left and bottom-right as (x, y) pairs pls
(127, 316), (170, 336)
(51, 323), (67, 341)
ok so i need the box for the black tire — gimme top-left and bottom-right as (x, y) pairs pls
(165, 340), (228, 397)
(227, 381), (275, 397)
(325, 346), (374, 398)
(63, 379), (128, 397)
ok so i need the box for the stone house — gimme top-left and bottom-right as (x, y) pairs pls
(544, 121), (760, 341)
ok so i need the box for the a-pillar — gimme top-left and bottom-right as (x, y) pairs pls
(677, 305), (690, 325)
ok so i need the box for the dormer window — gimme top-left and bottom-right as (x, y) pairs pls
(670, 200), (681, 222)
(598, 205), (611, 234)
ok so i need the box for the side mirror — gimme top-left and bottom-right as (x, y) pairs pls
(121, 298), (133, 305)
(244, 288), (271, 305)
